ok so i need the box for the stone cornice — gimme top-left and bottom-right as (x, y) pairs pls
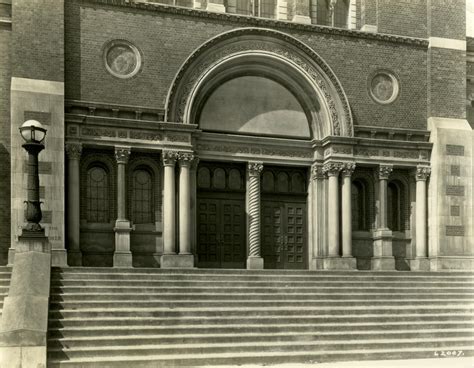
(83, 0), (429, 48)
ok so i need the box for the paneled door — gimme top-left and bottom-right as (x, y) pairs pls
(262, 200), (307, 269)
(197, 196), (246, 269)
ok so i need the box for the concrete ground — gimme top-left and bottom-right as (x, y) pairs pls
(213, 357), (474, 367)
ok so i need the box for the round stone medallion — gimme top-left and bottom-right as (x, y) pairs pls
(369, 71), (399, 104)
(104, 41), (141, 79)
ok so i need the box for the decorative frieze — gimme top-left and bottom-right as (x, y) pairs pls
(167, 134), (189, 142)
(114, 147), (131, 164)
(378, 165), (393, 180)
(196, 143), (312, 158)
(129, 131), (163, 141)
(162, 150), (179, 166)
(65, 143), (82, 160)
(415, 166), (431, 181)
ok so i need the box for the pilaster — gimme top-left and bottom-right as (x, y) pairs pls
(247, 161), (264, 269)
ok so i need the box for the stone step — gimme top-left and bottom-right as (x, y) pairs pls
(48, 299), (474, 309)
(45, 346), (474, 367)
(51, 267), (474, 276)
(49, 292), (474, 301)
(47, 324), (474, 339)
(47, 315), (474, 328)
(47, 328), (474, 347)
(46, 337), (474, 359)
(48, 305), (474, 318)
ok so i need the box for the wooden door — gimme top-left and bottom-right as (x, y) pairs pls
(197, 196), (246, 268)
(262, 200), (307, 269)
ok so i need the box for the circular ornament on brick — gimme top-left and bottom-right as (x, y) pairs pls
(104, 40), (141, 79)
(369, 71), (399, 104)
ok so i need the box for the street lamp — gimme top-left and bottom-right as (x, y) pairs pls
(19, 120), (47, 234)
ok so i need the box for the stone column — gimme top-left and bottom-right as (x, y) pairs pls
(411, 166), (431, 271)
(323, 162), (342, 258)
(65, 143), (82, 266)
(292, 0), (311, 24)
(190, 156), (199, 256)
(113, 147), (132, 267)
(341, 162), (356, 258)
(310, 163), (325, 269)
(160, 150), (179, 268)
(372, 164), (395, 270)
(247, 162), (264, 269)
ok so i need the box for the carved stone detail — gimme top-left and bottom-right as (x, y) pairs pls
(323, 162), (343, 177)
(311, 163), (325, 180)
(341, 162), (356, 177)
(178, 152), (195, 167)
(415, 166), (431, 181)
(65, 143), (82, 160)
(162, 150), (179, 166)
(115, 147), (131, 164)
(248, 162), (264, 177)
(378, 165), (393, 180)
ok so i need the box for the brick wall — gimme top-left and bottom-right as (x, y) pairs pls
(0, 8), (11, 264)
(377, 0), (427, 39)
(428, 0), (465, 40)
(11, 0), (64, 82)
(65, 1), (428, 130)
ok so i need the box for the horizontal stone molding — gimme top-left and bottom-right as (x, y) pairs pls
(428, 37), (466, 51)
(11, 77), (64, 95)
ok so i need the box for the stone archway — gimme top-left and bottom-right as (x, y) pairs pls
(165, 27), (353, 140)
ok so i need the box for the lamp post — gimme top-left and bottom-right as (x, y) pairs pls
(19, 120), (47, 234)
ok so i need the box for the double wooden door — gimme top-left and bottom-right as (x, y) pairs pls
(261, 199), (307, 269)
(196, 195), (246, 268)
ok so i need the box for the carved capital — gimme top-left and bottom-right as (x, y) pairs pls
(311, 163), (325, 180)
(415, 166), (431, 181)
(248, 162), (264, 177)
(378, 164), (393, 180)
(178, 152), (195, 167)
(162, 150), (179, 166)
(341, 162), (356, 177)
(323, 162), (343, 177)
(190, 155), (200, 171)
(115, 146), (131, 164)
(65, 143), (82, 160)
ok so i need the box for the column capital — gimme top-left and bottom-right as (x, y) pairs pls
(341, 162), (356, 177)
(178, 152), (195, 168)
(190, 155), (200, 171)
(378, 164), (393, 180)
(415, 166), (431, 181)
(311, 163), (325, 180)
(323, 162), (343, 177)
(115, 146), (131, 164)
(248, 162), (264, 177)
(162, 150), (179, 166)
(65, 143), (82, 160)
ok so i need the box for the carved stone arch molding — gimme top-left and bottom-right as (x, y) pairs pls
(165, 28), (353, 139)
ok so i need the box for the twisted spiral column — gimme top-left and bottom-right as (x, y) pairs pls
(247, 162), (263, 258)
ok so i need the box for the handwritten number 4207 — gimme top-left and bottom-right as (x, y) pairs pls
(434, 350), (464, 357)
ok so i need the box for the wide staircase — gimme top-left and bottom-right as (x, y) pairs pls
(47, 268), (474, 367)
(0, 266), (12, 319)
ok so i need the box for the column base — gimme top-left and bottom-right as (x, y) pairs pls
(7, 247), (15, 266)
(292, 15), (311, 24)
(67, 250), (83, 267)
(206, 2), (226, 12)
(161, 254), (194, 268)
(323, 257), (357, 270)
(410, 258), (431, 271)
(247, 257), (264, 270)
(310, 257), (325, 270)
(113, 252), (133, 268)
(371, 257), (396, 270)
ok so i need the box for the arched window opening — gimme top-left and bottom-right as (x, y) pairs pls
(387, 181), (402, 231)
(351, 180), (368, 231)
(86, 165), (110, 223)
(131, 168), (154, 224)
